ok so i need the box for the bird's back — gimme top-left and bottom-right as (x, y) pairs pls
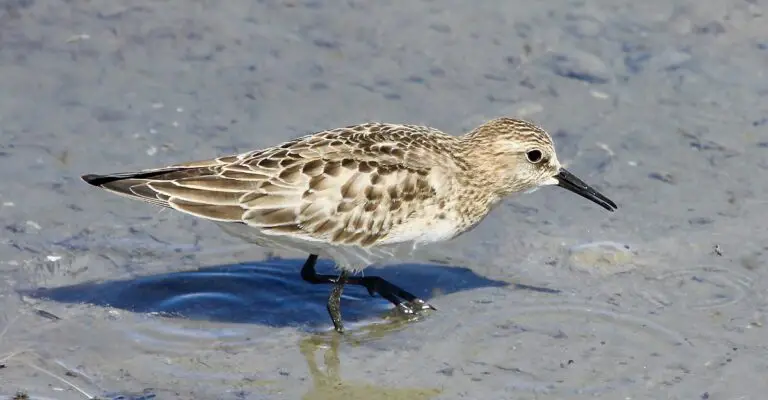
(82, 123), (468, 255)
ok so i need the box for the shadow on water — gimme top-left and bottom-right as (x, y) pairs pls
(19, 256), (538, 330)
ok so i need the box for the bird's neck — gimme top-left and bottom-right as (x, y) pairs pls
(442, 137), (504, 231)
(455, 132), (506, 194)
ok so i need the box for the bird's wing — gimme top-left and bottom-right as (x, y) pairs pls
(82, 123), (459, 247)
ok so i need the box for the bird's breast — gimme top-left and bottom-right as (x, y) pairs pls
(381, 209), (467, 245)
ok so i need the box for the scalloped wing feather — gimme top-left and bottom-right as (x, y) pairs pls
(82, 123), (459, 247)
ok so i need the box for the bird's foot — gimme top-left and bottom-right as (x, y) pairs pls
(396, 298), (436, 315)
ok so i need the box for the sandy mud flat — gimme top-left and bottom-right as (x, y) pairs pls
(1, 1), (767, 399)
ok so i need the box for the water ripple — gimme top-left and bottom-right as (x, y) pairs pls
(22, 257), (509, 361)
(633, 266), (754, 310)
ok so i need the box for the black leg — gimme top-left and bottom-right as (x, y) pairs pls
(346, 275), (436, 314)
(300, 254), (331, 284)
(327, 270), (349, 333)
(298, 254), (435, 331)
(300, 254), (347, 332)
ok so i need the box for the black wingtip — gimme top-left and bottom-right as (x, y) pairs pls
(81, 173), (137, 187)
(81, 174), (109, 186)
(81, 168), (190, 187)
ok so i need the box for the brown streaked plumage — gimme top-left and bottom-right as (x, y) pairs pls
(82, 117), (617, 333)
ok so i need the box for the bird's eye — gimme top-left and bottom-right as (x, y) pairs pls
(526, 149), (543, 163)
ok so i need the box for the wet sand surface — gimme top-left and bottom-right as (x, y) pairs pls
(2, 0), (768, 399)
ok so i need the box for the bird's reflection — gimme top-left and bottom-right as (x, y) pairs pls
(299, 326), (442, 400)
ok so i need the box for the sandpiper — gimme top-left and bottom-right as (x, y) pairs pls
(82, 117), (617, 332)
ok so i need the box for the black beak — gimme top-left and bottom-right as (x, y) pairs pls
(555, 168), (617, 212)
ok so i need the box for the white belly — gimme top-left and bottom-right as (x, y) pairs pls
(380, 215), (464, 245)
(213, 221), (429, 272)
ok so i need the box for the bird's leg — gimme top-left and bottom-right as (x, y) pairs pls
(345, 275), (436, 315)
(327, 270), (349, 333)
(298, 254), (349, 333)
(299, 254), (434, 329)
(300, 254), (335, 283)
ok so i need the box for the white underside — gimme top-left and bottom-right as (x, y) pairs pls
(214, 215), (464, 272)
(214, 222), (415, 272)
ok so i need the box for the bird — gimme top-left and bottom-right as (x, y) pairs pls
(81, 117), (617, 333)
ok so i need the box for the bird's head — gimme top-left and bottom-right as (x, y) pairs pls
(463, 117), (617, 212)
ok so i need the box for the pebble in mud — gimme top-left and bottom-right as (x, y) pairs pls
(544, 49), (612, 84)
(564, 241), (636, 276)
(741, 251), (765, 271)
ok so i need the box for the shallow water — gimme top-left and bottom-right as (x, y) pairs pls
(2, 0), (768, 399)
